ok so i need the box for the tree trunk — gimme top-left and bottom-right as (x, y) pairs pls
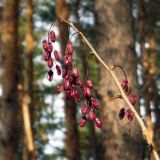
(56, 1), (81, 159)
(0, 0), (20, 159)
(95, 0), (143, 159)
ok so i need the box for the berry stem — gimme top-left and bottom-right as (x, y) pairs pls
(61, 19), (160, 160)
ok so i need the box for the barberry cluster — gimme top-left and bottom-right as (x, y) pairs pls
(119, 79), (137, 121)
(42, 31), (61, 81)
(42, 30), (103, 128)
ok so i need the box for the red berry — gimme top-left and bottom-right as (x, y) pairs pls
(66, 42), (73, 55)
(56, 84), (63, 93)
(127, 109), (134, 121)
(121, 79), (128, 89)
(86, 80), (93, 89)
(70, 87), (76, 98)
(95, 118), (103, 128)
(47, 42), (53, 53)
(72, 67), (79, 78)
(90, 98), (100, 109)
(64, 79), (70, 90)
(63, 56), (69, 66)
(81, 104), (88, 114)
(49, 31), (56, 42)
(119, 108), (125, 120)
(54, 50), (60, 61)
(47, 70), (53, 81)
(48, 58), (53, 68)
(88, 110), (96, 121)
(43, 52), (50, 61)
(67, 55), (72, 65)
(80, 117), (86, 127)
(56, 65), (61, 76)
(76, 79), (83, 88)
(85, 87), (92, 97)
(129, 95), (137, 105)
(42, 40), (48, 51)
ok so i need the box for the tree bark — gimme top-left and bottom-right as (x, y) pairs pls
(95, 0), (143, 159)
(0, 0), (20, 159)
(56, 1), (81, 160)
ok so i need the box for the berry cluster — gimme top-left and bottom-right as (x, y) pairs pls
(42, 31), (61, 81)
(42, 30), (103, 128)
(119, 79), (137, 121)
(80, 80), (103, 128)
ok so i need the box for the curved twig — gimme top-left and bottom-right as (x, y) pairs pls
(61, 19), (160, 160)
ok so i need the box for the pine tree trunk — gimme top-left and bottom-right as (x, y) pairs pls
(95, 0), (143, 159)
(56, 1), (81, 159)
(0, 0), (20, 159)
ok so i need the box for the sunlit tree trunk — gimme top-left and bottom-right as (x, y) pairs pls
(95, 0), (143, 159)
(0, 0), (20, 159)
(56, 0), (81, 159)
(22, 0), (35, 159)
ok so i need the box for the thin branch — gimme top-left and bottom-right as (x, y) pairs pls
(61, 19), (160, 160)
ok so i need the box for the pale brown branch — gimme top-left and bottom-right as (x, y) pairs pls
(61, 19), (160, 160)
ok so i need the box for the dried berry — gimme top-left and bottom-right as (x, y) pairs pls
(127, 109), (134, 121)
(129, 95), (137, 105)
(47, 70), (53, 81)
(54, 50), (60, 61)
(56, 84), (63, 93)
(121, 79), (128, 90)
(56, 65), (61, 76)
(119, 108), (125, 120)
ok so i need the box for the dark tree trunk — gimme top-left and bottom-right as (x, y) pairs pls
(0, 0), (20, 159)
(56, 0), (81, 159)
(95, 0), (143, 159)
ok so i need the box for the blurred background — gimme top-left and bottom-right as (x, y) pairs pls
(0, 0), (160, 160)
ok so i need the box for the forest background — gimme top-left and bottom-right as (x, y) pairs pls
(0, 0), (160, 160)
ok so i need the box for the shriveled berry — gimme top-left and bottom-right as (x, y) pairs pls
(121, 79), (128, 89)
(49, 31), (56, 42)
(66, 42), (73, 55)
(56, 84), (63, 93)
(54, 50), (60, 61)
(48, 58), (53, 68)
(47, 70), (53, 81)
(75, 90), (80, 102)
(129, 95), (137, 105)
(80, 117), (86, 127)
(127, 109), (134, 121)
(88, 110), (96, 121)
(86, 80), (93, 89)
(56, 65), (61, 76)
(67, 55), (72, 65)
(95, 118), (103, 128)
(119, 108), (125, 120)
(72, 67), (79, 78)
(81, 104), (88, 114)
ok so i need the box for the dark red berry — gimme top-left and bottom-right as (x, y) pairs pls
(121, 79), (128, 89)
(56, 65), (61, 76)
(47, 42), (53, 53)
(81, 104), (88, 114)
(63, 56), (69, 66)
(129, 95), (137, 105)
(72, 67), (79, 78)
(70, 87), (76, 98)
(64, 79), (71, 90)
(56, 84), (63, 93)
(95, 118), (103, 128)
(127, 109), (134, 121)
(76, 79), (83, 88)
(80, 117), (86, 127)
(43, 52), (50, 61)
(47, 70), (53, 81)
(119, 108), (125, 120)
(49, 31), (56, 42)
(42, 40), (48, 51)
(54, 50), (60, 61)
(90, 98), (100, 109)
(86, 80), (93, 89)
(48, 58), (53, 68)
(88, 110), (96, 121)
(66, 42), (73, 55)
